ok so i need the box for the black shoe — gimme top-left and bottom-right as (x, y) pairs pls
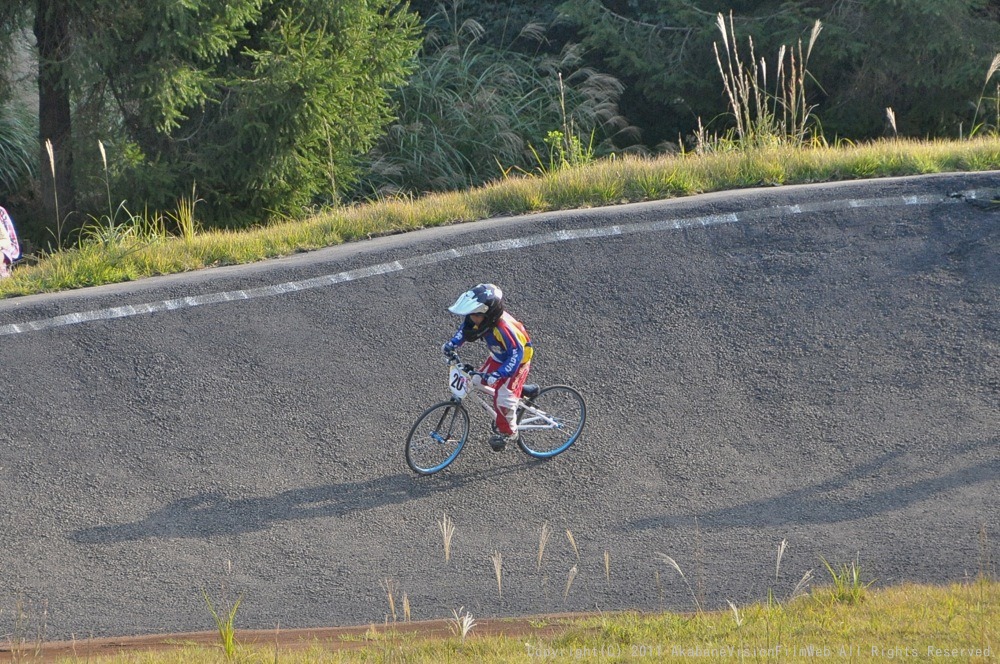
(488, 433), (507, 452)
(489, 432), (519, 452)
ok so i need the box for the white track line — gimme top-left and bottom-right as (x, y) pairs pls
(0, 190), (985, 337)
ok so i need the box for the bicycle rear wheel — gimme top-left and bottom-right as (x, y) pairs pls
(517, 385), (586, 459)
(405, 400), (470, 474)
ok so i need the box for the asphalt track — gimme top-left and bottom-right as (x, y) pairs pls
(0, 172), (997, 640)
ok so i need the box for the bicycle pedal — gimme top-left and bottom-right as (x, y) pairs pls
(488, 434), (509, 452)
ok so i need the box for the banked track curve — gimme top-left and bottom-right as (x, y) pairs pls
(0, 172), (996, 639)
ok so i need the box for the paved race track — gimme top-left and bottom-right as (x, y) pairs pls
(0, 172), (997, 639)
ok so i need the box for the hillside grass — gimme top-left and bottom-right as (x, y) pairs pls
(17, 579), (996, 662)
(3, 137), (1000, 299)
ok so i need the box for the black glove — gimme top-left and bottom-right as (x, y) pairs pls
(442, 341), (456, 356)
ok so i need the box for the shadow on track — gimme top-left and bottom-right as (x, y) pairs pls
(629, 440), (999, 530)
(70, 461), (536, 544)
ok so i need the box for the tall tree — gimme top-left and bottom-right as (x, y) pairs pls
(2, 0), (421, 233)
(85, 0), (421, 224)
(33, 0), (75, 224)
(0, 5), (37, 198)
(1, 0), (78, 225)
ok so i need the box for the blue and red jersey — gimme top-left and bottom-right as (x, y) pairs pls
(448, 312), (533, 377)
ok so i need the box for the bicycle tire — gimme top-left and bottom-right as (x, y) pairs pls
(517, 385), (586, 459)
(405, 400), (470, 475)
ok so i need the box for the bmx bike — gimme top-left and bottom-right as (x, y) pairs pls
(405, 352), (587, 475)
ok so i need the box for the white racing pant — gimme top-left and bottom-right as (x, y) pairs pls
(474, 359), (531, 436)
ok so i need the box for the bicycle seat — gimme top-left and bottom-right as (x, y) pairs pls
(522, 384), (540, 399)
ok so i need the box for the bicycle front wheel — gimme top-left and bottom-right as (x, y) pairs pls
(405, 401), (470, 475)
(517, 385), (586, 459)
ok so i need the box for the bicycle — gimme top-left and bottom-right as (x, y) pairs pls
(405, 351), (587, 475)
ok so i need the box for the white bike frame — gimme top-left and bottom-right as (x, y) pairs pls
(446, 359), (562, 432)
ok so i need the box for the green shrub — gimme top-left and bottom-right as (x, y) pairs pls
(355, 0), (635, 197)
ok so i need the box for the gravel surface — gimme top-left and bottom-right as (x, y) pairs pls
(0, 172), (996, 640)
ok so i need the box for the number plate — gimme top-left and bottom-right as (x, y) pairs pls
(449, 365), (469, 398)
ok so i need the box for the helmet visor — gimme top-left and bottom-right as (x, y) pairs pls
(448, 290), (489, 316)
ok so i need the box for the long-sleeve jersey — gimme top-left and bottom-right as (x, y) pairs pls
(448, 312), (533, 377)
(0, 206), (19, 264)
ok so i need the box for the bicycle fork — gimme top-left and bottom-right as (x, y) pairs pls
(431, 400), (463, 443)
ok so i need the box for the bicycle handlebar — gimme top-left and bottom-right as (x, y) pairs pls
(444, 350), (488, 378)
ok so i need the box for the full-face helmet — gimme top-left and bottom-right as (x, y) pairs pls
(448, 284), (504, 337)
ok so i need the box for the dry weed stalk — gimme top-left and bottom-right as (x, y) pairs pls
(439, 513), (455, 562)
(886, 107), (898, 136)
(979, 524), (994, 579)
(566, 529), (580, 560)
(380, 578), (398, 622)
(44, 139), (64, 247)
(491, 551), (503, 598)
(790, 569), (814, 602)
(656, 552), (703, 613)
(776, 538), (788, 582)
(711, 11), (821, 147)
(537, 522), (551, 571)
(970, 54), (1000, 134)
(6, 595), (50, 663)
(727, 600), (743, 627)
(449, 607), (476, 642)
(564, 565), (578, 601)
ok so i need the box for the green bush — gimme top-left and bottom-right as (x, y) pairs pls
(0, 102), (35, 198)
(355, 0), (635, 197)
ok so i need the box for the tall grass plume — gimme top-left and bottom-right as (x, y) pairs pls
(537, 522), (551, 571)
(490, 551), (503, 599)
(655, 552), (703, 613)
(439, 513), (455, 563)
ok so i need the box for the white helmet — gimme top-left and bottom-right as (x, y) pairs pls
(448, 283), (504, 325)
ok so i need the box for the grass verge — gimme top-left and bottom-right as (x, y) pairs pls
(3, 137), (1000, 299)
(13, 579), (997, 662)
